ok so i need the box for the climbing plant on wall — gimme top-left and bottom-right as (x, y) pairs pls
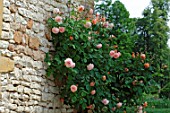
(45, 2), (155, 113)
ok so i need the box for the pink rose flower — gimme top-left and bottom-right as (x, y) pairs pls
(113, 52), (121, 59)
(117, 102), (122, 108)
(87, 63), (94, 70)
(91, 90), (96, 95)
(102, 99), (109, 105)
(89, 9), (93, 15)
(138, 110), (143, 113)
(90, 82), (95, 86)
(70, 85), (77, 93)
(59, 27), (65, 33)
(84, 21), (92, 28)
(78, 5), (84, 12)
(112, 107), (116, 111)
(64, 58), (75, 68)
(109, 50), (116, 58)
(55, 16), (62, 23)
(70, 62), (75, 68)
(96, 12), (100, 16)
(53, 8), (60, 14)
(103, 22), (109, 28)
(52, 27), (59, 34)
(138, 106), (143, 110)
(109, 23), (114, 28)
(96, 44), (102, 49)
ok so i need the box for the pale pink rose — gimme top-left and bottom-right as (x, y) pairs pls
(96, 12), (100, 16)
(113, 52), (121, 59)
(59, 27), (65, 33)
(117, 102), (122, 108)
(109, 50), (116, 58)
(102, 99), (109, 105)
(52, 27), (59, 34)
(103, 22), (109, 28)
(138, 110), (143, 113)
(55, 16), (62, 23)
(84, 22), (92, 28)
(78, 5), (84, 12)
(96, 44), (102, 49)
(90, 82), (95, 86)
(89, 9), (93, 15)
(53, 8), (60, 14)
(64, 58), (75, 68)
(109, 23), (114, 28)
(91, 90), (96, 95)
(87, 63), (94, 70)
(112, 107), (116, 111)
(138, 106), (143, 110)
(70, 62), (75, 68)
(70, 85), (77, 93)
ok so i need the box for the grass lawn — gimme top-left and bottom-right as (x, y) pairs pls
(145, 108), (170, 113)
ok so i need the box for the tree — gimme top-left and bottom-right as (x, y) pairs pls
(134, 0), (170, 97)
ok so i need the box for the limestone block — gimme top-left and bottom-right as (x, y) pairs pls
(8, 84), (17, 92)
(32, 89), (41, 95)
(3, 0), (10, 7)
(1, 31), (10, 39)
(17, 106), (24, 112)
(0, 56), (14, 72)
(9, 4), (17, 13)
(29, 37), (40, 50)
(3, 14), (12, 22)
(42, 93), (54, 102)
(24, 107), (30, 112)
(34, 106), (43, 113)
(33, 50), (45, 61)
(22, 68), (37, 75)
(27, 19), (33, 29)
(8, 44), (15, 52)
(30, 82), (41, 90)
(3, 7), (10, 14)
(17, 85), (24, 93)
(0, 40), (9, 49)
(14, 31), (23, 44)
(24, 87), (32, 94)
(8, 103), (17, 110)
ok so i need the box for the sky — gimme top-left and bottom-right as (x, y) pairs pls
(111, 0), (170, 47)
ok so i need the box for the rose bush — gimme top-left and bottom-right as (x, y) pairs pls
(45, 3), (155, 113)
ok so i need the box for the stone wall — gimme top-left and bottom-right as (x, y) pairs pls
(0, 0), (94, 113)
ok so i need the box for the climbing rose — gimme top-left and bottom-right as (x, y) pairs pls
(138, 106), (143, 110)
(109, 23), (114, 28)
(70, 85), (77, 93)
(89, 8), (93, 15)
(96, 44), (102, 49)
(102, 99), (109, 105)
(109, 50), (116, 58)
(53, 8), (60, 14)
(103, 22), (109, 28)
(90, 82), (95, 86)
(84, 21), (92, 28)
(117, 102), (122, 108)
(87, 63), (94, 70)
(59, 27), (65, 33)
(78, 5), (84, 12)
(113, 52), (121, 59)
(92, 19), (97, 25)
(55, 16), (62, 23)
(52, 27), (59, 34)
(96, 12), (100, 16)
(91, 90), (96, 95)
(64, 58), (75, 68)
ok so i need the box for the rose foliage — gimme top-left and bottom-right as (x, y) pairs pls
(45, 4), (155, 113)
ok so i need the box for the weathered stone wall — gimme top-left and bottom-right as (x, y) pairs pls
(0, 0), (94, 113)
